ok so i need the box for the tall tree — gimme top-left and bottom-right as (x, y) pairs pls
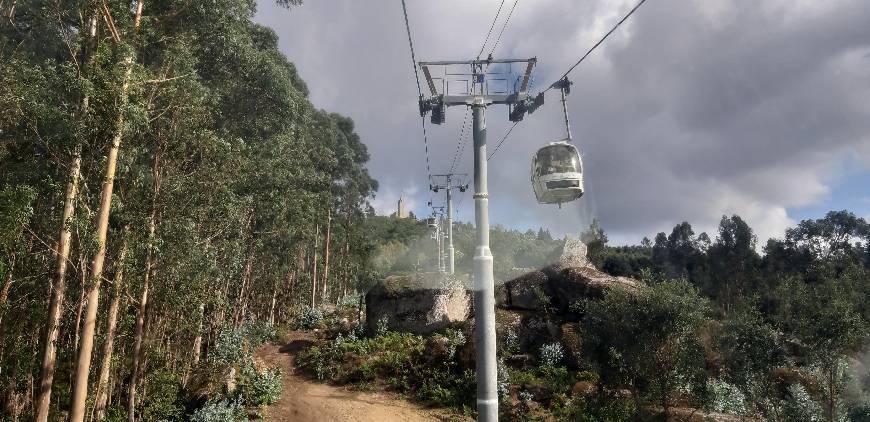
(70, 2), (145, 420)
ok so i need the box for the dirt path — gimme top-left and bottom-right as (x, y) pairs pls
(255, 331), (468, 422)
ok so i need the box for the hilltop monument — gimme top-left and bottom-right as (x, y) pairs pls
(393, 195), (409, 219)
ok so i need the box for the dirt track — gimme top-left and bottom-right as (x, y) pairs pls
(255, 331), (468, 422)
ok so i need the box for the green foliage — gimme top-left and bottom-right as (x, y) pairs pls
(297, 330), (475, 410)
(210, 322), (276, 367)
(1, 0), (379, 418)
(548, 395), (637, 422)
(716, 303), (784, 417)
(707, 379), (748, 416)
(189, 398), (247, 422)
(583, 279), (711, 410)
(297, 307), (325, 330)
(239, 360), (283, 407)
(138, 371), (183, 422)
(0, 184), (36, 252)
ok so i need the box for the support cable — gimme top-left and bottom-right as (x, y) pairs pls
(455, 121), (471, 172)
(449, 108), (470, 173)
(477, 0), (506, 59)
(487, 121), (519, 161)
(489, 0), (649, 160)
(543, 0), (649, 94)
(400, 0), (432, 180)
(488, 0), (520, 57)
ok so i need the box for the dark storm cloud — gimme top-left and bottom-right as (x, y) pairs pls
(255, 0), (870, 245)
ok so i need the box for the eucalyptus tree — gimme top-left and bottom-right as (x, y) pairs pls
(70, 0), (146, 419)
(0, 0), (385, 419)
(0, 1), (107, 419)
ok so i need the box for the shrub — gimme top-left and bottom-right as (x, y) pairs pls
(539, 342), (564, 367)
(708, 379), (747, 415)
(240, 360), (284, 407)
(781, 384), (824, 422)
(439, 329), (466, 360)
(189, 398), (247, 422)
(415, 368), (476, 409)
(549, 395), (637, 422)
(339, 294), (362, 309)
(139, 370), (182, 421)
(298, 307), (324, 330)
(241, 320), (276, 347)
(210, 327), (247, 367)
(497, 358), (509, 398)
(298, 330), (479, 407)
(209, 321), (275, 368)
(502, 328), (520, 355)
(375, 316), (390, 336)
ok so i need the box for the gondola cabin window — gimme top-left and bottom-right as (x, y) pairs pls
(535, 144), (581, 176)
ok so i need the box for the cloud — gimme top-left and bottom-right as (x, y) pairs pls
(255, 0), (870, 245)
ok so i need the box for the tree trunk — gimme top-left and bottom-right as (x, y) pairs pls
(311, 225), (319, 308)
(71, 3), (143, 420)
(284, 266), (296, 321)
(342, 239), (349, 301)
(128, 149), (161, 422)
(73, 252), (87, 353)
(233, 252), (253, 326)
(92, 229), (128, 421)
(32, 8), (99, 404)
(269, 276), (278, 325)
(0, 255), (14, 335)
(34, 144), (82, 422)
(828, 362), (837, 422)
(322, 209), (332, 305)
(191, 303), (205, 367)
(137, 300), (156, 404)
(69, 90), (126, 422)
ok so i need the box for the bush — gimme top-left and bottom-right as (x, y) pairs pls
(298, 331), (427, 382)
(707, 379), (747, 415)
(781, 384), (824, 422)
(210, 327), (246, 367)
(240, 360), (283, 407)
(375, 315), (389, 336)
(298, 307), (324, 330)
(241, 320), (276, 347)
(189, 398), (247, 422)
(539, 342), (564, 367)
(338, 294), (362, 309)
(139, 370), (182, 421)
(209, 321), (276, 368)
(297, 330), (478, 410)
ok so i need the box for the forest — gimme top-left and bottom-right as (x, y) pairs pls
(1, 0), (377, 420)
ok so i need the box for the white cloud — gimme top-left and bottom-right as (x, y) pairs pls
(255, 0), (870, 245)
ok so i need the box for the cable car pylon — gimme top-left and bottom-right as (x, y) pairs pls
(430, 174), (468, 275)
(418, 56), (536, 422)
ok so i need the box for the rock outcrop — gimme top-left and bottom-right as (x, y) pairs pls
(366, 239), (643, 369)
(491, 239), (644, 367)
(365, 274), (470, 335)
(497, 261), (641, 315)
(560, 235), (590, 268)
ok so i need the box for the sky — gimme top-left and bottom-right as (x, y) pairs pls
(253, 0), (870, 246)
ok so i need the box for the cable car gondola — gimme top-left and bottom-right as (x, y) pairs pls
(530, 77), (584, 206)
(531, 140), (583, 205)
